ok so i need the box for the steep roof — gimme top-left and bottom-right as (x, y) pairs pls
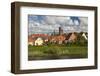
(65, 33), (72, 40)
(65, 32), (78, 40)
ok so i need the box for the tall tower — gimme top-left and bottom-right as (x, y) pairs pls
(59, 27), (63, 35)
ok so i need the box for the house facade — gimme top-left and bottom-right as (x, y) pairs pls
(49, 35), (66, 44)
(82, 33), (88, 40)
(35, 38), (44, 46)
(68, 32), (77, 42)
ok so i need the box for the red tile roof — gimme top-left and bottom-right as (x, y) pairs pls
(28, 34), (49, 42)
(30, 34), (49, 38)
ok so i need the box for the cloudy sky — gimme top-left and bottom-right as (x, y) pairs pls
(28, 15), (88, 35)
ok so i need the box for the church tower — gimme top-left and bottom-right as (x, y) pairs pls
(59, 27), (63, 35)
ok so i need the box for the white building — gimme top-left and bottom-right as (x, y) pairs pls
(82, 33), (88, 40)
(35, 38), (44, 46)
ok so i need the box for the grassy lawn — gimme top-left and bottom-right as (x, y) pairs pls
(28, 45), (88, 60)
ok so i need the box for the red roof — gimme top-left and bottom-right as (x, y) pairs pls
(30, 34), (48, 37)
(28, 34), (49, 42)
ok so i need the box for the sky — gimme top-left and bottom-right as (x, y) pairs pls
(28, 15), (88, 35)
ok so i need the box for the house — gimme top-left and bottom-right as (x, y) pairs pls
(82, 33), (88, 40)
(68, 32), (77, 42)
(57, 35), (66, 44)
(28, 36), (34, 46)
(35, 37), (44, 46)
(64, 32), (77, 43)
(49, 35), (66, 44)
(28, 34), (49, 46)
(64, 33), (72, 43)
(28, 41), (33, 46)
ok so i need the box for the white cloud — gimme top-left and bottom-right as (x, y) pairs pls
(74, 20), (80, 25)
(69, 19), (74, 25)
(79, 17), (88, 26)
(28, 15), (88, 35)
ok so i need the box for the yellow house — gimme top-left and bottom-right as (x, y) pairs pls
(35, 38), (43, 46)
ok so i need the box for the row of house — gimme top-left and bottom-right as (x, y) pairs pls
(28, 32), (87, 46)
(28, 27), (88, 46)
(49, 32), (78, 44)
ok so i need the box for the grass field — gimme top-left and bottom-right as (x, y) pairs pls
(28, 44), (88, 60)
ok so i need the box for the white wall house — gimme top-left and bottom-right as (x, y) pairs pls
(35, 38), (44, 46)
(82, 33), (88, 40)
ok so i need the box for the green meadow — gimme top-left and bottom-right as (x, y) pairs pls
(28, 44), (88, 60)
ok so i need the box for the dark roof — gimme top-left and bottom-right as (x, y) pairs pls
(65, 33), (72, 40)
